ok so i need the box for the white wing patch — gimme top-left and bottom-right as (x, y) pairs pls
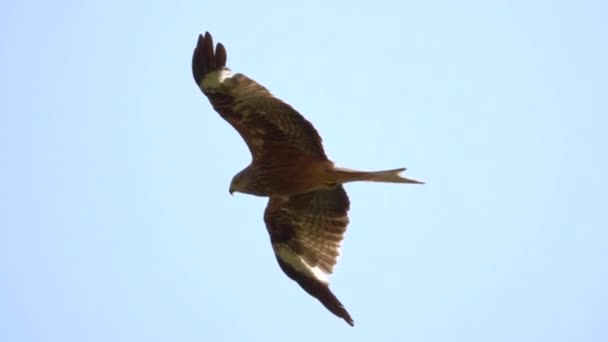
(201, 68), (234, 90)
(275, 245), (329, 284)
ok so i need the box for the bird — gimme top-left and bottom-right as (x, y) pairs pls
(192, 32), (423, 326)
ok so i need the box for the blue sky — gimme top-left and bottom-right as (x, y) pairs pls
(1, 0), (607, 341)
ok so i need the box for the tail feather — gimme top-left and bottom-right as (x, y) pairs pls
(331, 167), (424, 185)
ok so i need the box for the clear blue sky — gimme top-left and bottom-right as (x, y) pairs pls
(1, 0), (607, 341)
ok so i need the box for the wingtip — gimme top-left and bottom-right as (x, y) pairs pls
(192, 31), (228, 85)
(311, 283), (355, 327)
(275, 257), (355, 326)
(342, 307), (355, 326)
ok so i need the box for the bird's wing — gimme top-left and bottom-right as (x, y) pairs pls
(192, 32), (327, 161)
(264, 185), (354, 326)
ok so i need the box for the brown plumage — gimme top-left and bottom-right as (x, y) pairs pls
(265, 185), (353, 326)
(192, 32), (423, 198)
(192, 32), (424, 326)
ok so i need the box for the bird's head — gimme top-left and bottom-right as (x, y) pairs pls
(229, 168), (252, 195)
(229, 167), (268, 196)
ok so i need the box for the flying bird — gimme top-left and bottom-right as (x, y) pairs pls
(192, 32), (423, 326)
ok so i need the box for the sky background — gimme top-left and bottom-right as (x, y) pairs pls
(1, 0), (607, 341)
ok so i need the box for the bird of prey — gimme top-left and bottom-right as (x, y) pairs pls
(192, 32), (423, 326)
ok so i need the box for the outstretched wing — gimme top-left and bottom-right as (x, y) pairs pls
(192, 32), (327, 161)
(264, 185), (354, 326)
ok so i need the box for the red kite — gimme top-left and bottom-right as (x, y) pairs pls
(192, 32), (423, 326)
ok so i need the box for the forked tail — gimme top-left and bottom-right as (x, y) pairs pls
(331, 167), (424, 185)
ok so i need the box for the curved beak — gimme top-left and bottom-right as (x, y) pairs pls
(229, 187), (234, 196)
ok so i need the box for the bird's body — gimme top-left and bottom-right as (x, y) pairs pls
(192, 32), (423, 326)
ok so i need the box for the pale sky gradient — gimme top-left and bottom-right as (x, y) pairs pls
(1, 1), (607, 341)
